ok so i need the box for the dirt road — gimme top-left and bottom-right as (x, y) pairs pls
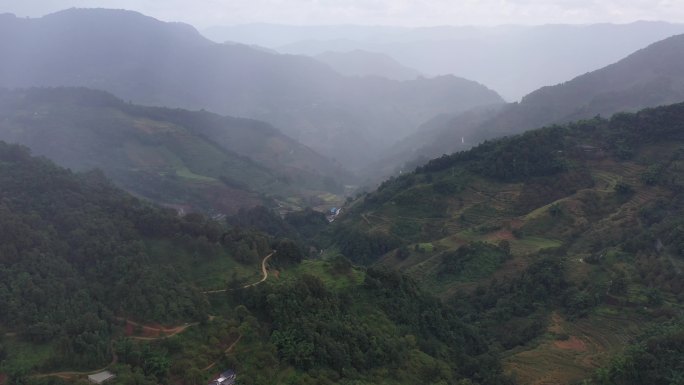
(204, 251), (275, 294)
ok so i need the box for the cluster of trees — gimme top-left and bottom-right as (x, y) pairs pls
(0, 142), (260, 373)
(227, 206), (298, 239)
(451, 255), (577, 349)
(588, 322), (684, 385)
(334, 227), (401, 264)
(227, 205), (329, 254)
(607, 104), (684, 151)
(416, 126), (570, 182)
(227, 270), (512, 385)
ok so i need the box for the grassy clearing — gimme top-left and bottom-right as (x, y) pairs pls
(317, 192), (341, 204)
(175, 167), (219, 183)
(417, 243), (434, 253)
(510, 236), (563, 255)
(1, 335), (55, 372)
(278, 259), (365, 291)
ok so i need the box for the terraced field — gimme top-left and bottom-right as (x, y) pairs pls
(505, 310), (646, 385)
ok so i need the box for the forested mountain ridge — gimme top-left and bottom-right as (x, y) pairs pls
(328, 102), (684, 384)
(381, 32), (684, 176)
(0, 8), (504, 170)
(0, 87), (348, 214)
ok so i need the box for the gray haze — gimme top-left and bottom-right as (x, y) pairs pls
(207, 22), (684, 100)
(0, 9), (503, 172)
(3, 4), (684, 180)
(3, 0), (684, 28)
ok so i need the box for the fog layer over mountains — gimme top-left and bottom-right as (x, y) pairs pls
(206, 22), (684, 101)
(4, 8), (684, 188)
(0, 9), (503, 171)
(373, 33), (684, 179)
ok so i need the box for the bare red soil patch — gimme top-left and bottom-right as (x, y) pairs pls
(124, 320), (164, 338)
(554, 336), (588, 352)
(122, 319), (190, 338)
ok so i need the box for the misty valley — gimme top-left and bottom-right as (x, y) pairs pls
(1, 6), (684, 385)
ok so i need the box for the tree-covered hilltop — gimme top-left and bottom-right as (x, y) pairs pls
(328, 101), (684, 384)
(219, 266), (514, 385)
(0, 141), (274, 374)
(0, 87), (349, 214)
(587, 322), (684, 385)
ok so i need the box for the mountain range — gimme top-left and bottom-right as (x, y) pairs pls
(0, 9), (503, 170)
(1, 7), (684, 385)
(376, 32), (684, 178)
(0, 87), (349, 214)
(313, 50), (422, 80)
(263, 22), (684, 100)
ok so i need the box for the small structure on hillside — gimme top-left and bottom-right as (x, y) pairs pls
(209, 370), (236, 385)
(88, 371), (115, 384)
(326, 207), (342, 223)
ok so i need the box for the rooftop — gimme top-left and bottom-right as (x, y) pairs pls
(88, 371), (116, 384)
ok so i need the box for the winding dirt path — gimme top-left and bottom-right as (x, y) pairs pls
(202, 334), (243, 371)
(122, 319), (198, 340)
(30, 253), (273, 379)
(204, 251), (275, 294)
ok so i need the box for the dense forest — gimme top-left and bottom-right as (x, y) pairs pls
(2, 100), (684, 385)
(0, 141), (272, 378)
(2, 7), (684, 385)
(0, 141), (515, 385)
(327, 102), (684, 384)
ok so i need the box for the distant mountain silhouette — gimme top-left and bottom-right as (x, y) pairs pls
(0, 9), (503, 170)
(481, 33), (684, 138)
(272, 22), (684, 100)
(379, 33), (684, 177)
(314, 50), (421, 80)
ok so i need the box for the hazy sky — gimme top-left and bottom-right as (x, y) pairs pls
(2, 0), (683, 28)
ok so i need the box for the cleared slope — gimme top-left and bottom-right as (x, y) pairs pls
(0, 87), (347, 214)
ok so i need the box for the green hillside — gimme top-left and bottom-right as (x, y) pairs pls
(0, 141), (517, 385)
(0, 141), (275, 378)
(330, 102), (684, 384)
(0, 87), (348, 214)
(3, 104), (683, 385)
